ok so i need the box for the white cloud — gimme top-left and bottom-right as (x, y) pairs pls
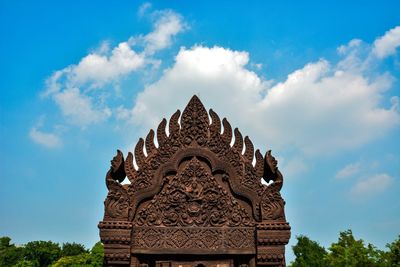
(43, 42), (145, 98)
(138, 2), (152, 17)
(351, 173), (394, 197)
(130, 44), (400, 155)
(254, 63), (263, 70)
(53, 88), (111, 127)
(336, 162), (361, 179)
(336, 39), (370, 73)
(131, 46), (268, 127)
(337, 39), (362, 55)
(42, 42), (142, 127)
(29, 128), (62, 149)
(39, 15), (399, 157)
(143, 10), (187, 55)
(43, 69), (66, 97)
(373, 26), (400, 58)
(42, 7), (185, 127)
(281, 157), (309, 179)
(115, 105), (133, 121)
(70, 42), (144, 87)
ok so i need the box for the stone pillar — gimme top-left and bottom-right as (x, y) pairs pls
(256, 221), (291, 266)
(99, 220), (132, 266)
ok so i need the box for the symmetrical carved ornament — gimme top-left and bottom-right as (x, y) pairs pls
(132, 227), (255, 254)
(134, 157), (253, 228)
(98, 95), (291, 266)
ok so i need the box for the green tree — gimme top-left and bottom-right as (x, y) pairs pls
(23, 240), (61, 267)
(13, 260), (36, 267)
(61, 243), (87, 257)
(51, 253), (91, 267)
(382, 235), (400, 266)
(289, 235), (328, 267)
(326, 229), (381, 267)
(88, 242), (103, 267)
(0, 236), (24, 266)
(0, 237), (12, 249)
(51, 242), (103, 267)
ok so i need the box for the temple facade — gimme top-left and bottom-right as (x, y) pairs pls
(99, 95), (290, 267)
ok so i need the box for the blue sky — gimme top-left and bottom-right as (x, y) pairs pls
(1, 0), (399, 262)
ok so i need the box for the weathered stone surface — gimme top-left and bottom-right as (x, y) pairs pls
(99, 95), (290, 267)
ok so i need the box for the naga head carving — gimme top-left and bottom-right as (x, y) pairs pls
(263, 150), (280, 183)
(109, 149), (126, 183)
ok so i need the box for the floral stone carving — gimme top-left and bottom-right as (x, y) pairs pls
(98, 95), (291, 267)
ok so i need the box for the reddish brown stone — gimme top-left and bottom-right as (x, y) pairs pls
(99, 95), (290, 267)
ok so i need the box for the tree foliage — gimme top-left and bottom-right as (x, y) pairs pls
(0, 236), (24, 266)
(51, 242), (104, 267)
(326, 230), (382, 266)
(290, 235), (328, 267)
(61, 242), (87, 257)
(13, 260), (36, 267)
(0, 237), (103, 267)
(51, 253), (91, 267)
(23, 241), (61, 267)
(289, 230), (400, 267)
(88, 241), (104, 267)
(382, 235), (400, 266)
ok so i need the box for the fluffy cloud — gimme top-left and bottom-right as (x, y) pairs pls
(130, 40), (400, 154)
(335, 162), (361, 179)
(39, 14), (399, 157)
(42, 42), (145, 98)
(41, 8), (185, 127)
(70, 42), (144, 87)
(53, 88), (111, 126)
(373, 26), (400, 58)
(131, 46), (268, 127)
(351, 173), (394, 198)
(280, 157), (309, 179)
(138, 2), (152, 17)
(143, 10), (187, 55)
(29, 128), (62, 149)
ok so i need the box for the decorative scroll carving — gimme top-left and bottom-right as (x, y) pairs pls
(134, 157), (253, 227)
(132, 227), (255, 253)
(122, 96), (269, 215)
(99, 95), (290, 267)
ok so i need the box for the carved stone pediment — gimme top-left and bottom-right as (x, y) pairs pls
(99, 95), (290, 267)
(134, 157), (253, 228)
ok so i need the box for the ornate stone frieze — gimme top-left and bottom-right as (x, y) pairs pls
(134, 157), (253, 228)
(99, 95), (291, 267)
(132, 227), (255, 253)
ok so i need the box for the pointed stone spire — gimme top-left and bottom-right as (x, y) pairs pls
(180, 95), (209, 146)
